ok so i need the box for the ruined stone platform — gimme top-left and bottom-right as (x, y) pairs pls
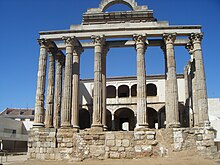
(28, 126), (219, 161)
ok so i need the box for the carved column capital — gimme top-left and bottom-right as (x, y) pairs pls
(163, 33), (176, 44)
(189, 33), (203, 44)
(37, 38), (48, 47)
(133, 34), (148, 46)
(91, 35), (106, 46)
(62, 36), (77, 46)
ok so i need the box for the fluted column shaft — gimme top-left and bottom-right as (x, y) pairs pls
(190, 33), (209, 126)
(71, 47), (83, 129)
(45, 52), (55, 128)
(92, 36), (105, 130)
(163, 33), (180, 128)
(53, 55), (64, 129)
(186, 43), (199, 126)
(134, 35), (148, 128)
(61, 37), (74, 128)
(34, 39), (48, 127)
(102, 47), (109, 130)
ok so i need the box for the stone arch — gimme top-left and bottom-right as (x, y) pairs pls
(147, 107), (158, 129)
(100, 0), (136, 12)
(114, 108), (135, 131)
(118, 85), (129, 98)
(131, 84), (137, 97)
(107, 85), (116, 98)
(79, 108), (91, 129)
(158, 106), (166, 129)
(147, 83), (157, 96)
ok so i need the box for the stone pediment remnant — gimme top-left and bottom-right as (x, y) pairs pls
(83, 0), (156, 25)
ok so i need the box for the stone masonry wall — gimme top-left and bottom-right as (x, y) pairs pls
(28, 127), (219, 161)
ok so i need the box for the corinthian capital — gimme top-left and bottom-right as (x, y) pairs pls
(189, 33), (203, 44)
(62, 36), (77, 46)
(37, 38), (48, 47)
(91, 35), (106, 46)
(133, 34), (147, 45)
(163, 33), (176, 44)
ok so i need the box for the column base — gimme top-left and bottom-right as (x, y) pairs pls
(72, 125), (80, 132)
(61, 125), (72, 129)
(166, 123), (180, 128)
(90, 124), (103, 132)
(33, 123), (45, 127)
(135, 124), (149, 131)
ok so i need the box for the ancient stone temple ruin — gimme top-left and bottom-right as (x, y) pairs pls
(28, 0), (219, 160)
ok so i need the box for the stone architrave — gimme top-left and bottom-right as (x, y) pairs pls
(190, 33), (209, 126)
(163, 33), (180, 128)
(102, 46), (109, 130)
(53, 54), (65, 129)
(71, 46), (83, 129)
(133, 34), (148, 128)
(186, 43), (199, 127)
(91, 35), (105, 131)
(33, 39), (48, 127)
(61, 36), (75, 128)
(45, 51), (55, 128)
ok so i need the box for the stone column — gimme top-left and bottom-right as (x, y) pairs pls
(102, 46), (109, 131)
(163, 33), (180, 128)
(53, 53), (65, 129)
(34, 39), (48, 127)
(91, 35), (105, 131)
(133, 34), (148, 129)
(186, 43), (199, 126)
(61, 37), (75, 128)
(71, 46), (83, 129)
(190, 33), (209, 126)
(45, 50), (55, 128)
(184, 65), (190, 127)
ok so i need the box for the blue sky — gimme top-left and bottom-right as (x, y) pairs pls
(0, 0), (219, 111)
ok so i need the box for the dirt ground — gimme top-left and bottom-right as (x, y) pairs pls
(2, 153), (220, 165)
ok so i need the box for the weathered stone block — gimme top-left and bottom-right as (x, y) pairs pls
(147, 134), (155, 140)
(115, 133), (124, 140)
(118, 147), (125, 152)
(135, 145), (142, 152)
(141, 145), (152, 152)
(115, 140), (122, 147)
(106, 140), (115, 147)
(106, 133), (115, 140)
(110, 152), (120, 159)
(122, 139), (130, 147)
(110, 146), (118, 151)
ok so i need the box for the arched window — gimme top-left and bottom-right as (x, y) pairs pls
(147, 83), (157, 96)
(107, 85), (116, 98)
(118, 85), (129, 98)
(131, 84), (137, 97)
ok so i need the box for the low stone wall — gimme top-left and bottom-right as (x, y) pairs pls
(28, 126), (219, 161)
